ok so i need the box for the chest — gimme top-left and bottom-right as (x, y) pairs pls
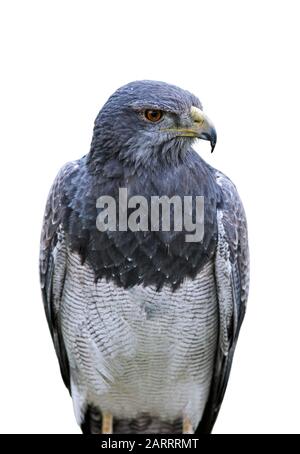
(62, 252), (218, 366)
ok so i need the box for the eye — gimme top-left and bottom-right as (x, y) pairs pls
(144, 109), (164, 122)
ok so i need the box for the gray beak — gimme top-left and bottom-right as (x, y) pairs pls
(190, 106), (217, 153)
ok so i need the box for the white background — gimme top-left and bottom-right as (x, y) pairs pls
(0, 0), (299, 434)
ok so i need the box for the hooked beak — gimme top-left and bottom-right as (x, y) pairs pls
(162, 106), (217, 152)
(190, 106), (217, 152)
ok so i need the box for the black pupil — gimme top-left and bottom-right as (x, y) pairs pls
(148, 110), (160, 120)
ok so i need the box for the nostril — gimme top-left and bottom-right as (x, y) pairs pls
(192, 116), (205, 125)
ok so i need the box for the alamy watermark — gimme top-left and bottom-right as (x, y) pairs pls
(96, 188), (204, 243)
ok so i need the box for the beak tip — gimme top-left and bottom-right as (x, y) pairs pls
(199, 129), (217, 153)
(210, 137), (217, 153)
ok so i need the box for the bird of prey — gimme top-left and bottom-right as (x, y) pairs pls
(40, 80), (249, 434)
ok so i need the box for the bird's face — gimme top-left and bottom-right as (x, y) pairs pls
(90, 81), (217, 168)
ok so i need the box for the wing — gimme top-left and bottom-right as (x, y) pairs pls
(39, 161), (79, 391)
(196, 170), (250, 434)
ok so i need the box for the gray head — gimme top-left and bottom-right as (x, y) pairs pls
(89, 80), (216, 169)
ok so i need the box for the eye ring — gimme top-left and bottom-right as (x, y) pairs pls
(144, 109), (164, 122)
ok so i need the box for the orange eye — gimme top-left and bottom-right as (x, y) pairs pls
(144, 110), (163, 122)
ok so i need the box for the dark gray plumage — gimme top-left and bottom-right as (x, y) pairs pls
(40, 80), (249, 434)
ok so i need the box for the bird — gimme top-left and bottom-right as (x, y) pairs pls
(40, 80), (249, 434)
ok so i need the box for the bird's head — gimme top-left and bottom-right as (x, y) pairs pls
(89, 80), (216, 169)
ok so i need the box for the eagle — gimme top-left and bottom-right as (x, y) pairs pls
(40, 80), (249, 434)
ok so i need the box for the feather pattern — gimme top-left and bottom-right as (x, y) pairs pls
(196, 170), (249, 434)
(62, 251), (218, 431)
(40, 80), (249, 433)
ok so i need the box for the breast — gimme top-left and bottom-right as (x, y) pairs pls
(61, 251), (218, 428)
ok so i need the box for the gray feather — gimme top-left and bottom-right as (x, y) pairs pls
(39, 80), (249, 434)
